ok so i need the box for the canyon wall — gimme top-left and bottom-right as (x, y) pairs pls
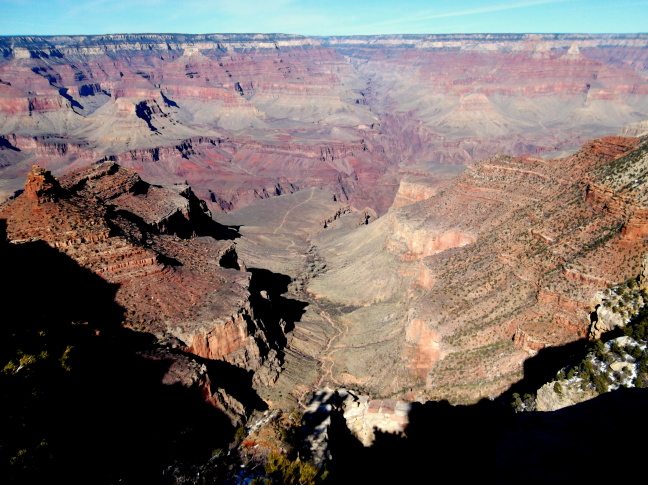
(304, 136), (648, 402)
(0, 164), (285, 389)
(2, 31), (648, 406)
(1, 34), (647, 216)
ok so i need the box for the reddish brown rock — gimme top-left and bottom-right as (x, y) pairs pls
(0, 164), (281, 382)
(24, 165), (63, 203)
(391, 179), (439, 209)
(145, 347), (248, 425)
(404, 319), (441, 378)
(1, 34), (647, 218)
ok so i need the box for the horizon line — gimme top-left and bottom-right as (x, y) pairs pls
(1, 31), (648, 38)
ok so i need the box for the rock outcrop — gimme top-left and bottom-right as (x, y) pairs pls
(23, 165), (63, 203)
(0, 164), (282, 384)
(144, 346), (248, 425)
(302, 387), (411, 462)
(535, 380), (597, 412)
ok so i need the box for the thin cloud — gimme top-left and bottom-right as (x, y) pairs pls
(0, 19), (53, 28)
(367, 0), (572, 29)
(204, 0), (296, 17)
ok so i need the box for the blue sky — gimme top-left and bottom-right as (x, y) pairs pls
(1, 0), (647, 36)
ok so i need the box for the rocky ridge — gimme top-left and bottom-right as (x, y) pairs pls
(0, 164), (287, 391)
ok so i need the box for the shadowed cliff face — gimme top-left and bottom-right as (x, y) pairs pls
(0, 163), (303, 390)
(324, 386), (648, 484)
(0, 163), (329, 481)
(0, 34), (647, 216)
(0, 235), (241, 484)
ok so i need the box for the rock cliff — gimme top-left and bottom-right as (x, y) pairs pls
(0, 164), (283, 385)
(302, 136), (648, 402)
(1, 34), (647, 217)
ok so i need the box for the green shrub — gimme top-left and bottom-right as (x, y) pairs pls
(592, 374), (608, 394)
(631, 346), (642, 360)
(234, 426), (247, 444)
(593, 340), (606, 358)
(265, 452), (326, 485)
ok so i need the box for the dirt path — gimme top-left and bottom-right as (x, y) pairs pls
(314, 305), (347, 389)
(295, 299), (349, 408)
(273, 188), (316, 234)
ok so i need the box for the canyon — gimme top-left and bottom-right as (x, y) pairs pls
(1, 34), (647, 216)
(222, 135), (648, 406)
(3, 134), (648, 483)
(2, 32), (648, 483)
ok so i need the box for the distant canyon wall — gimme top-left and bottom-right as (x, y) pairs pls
(1, 33), (647, 214)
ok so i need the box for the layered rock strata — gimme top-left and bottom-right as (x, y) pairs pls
(304, 136), (648, 403)
(0, 164), (281, 385)
(1, 34), (647, 217)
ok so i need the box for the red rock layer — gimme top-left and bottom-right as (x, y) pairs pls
(407, 136), (648, 401)
(309, 135), (648, 402)
(0, 164), (280, 379)
(1, 34), (647, 216)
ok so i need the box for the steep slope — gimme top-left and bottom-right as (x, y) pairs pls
(0, 34), (391, 214)
(0, 234), (250, 484)
(325, 34), (648, 164)
(0, 165), (296, 483)
(305, 136), (648, 402)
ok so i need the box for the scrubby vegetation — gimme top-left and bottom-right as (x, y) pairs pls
(510, 276), (648, 412)
(249, 451), (327, 485)
(511, 392), (536, 412)
(550, 285), (648, 395)
(232, 409), (328, 485)
(596, 139), (648, 194)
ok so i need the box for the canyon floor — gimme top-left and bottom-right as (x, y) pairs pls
(212, 135), (648, 409)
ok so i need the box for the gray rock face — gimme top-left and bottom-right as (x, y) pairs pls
(641, 254), (648, 290)
(590, 292), (628, 339)
(302, 386), (411, 464)
(536, 380), (597, 412)
(590, 282), (645, 339)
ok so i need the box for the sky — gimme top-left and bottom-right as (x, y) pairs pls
(1, 0), (647, 37)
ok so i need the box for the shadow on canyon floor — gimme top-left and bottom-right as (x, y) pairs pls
(110, 203), (240, 242)
(202, 220), (241, 241)
(0, 226), (240, 484)
(504, 339), (592, 399)
(325, 338), (648, 484)
(248, 267), (308, 348)
(199, 357), (269, 412)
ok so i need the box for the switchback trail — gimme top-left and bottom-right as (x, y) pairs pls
(295, 299), (349, 408)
